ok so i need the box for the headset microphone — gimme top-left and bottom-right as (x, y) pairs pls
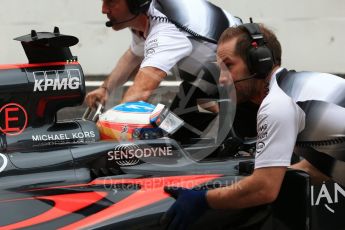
(105, 15), (139, 27)
(233, 73), (257, 84)
(105, 21), (113, 27)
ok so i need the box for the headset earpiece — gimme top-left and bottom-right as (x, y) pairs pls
(242, 23), (274, 79)
(126, 0), (152, 15)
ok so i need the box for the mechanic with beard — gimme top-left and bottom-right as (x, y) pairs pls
(85, 0), (242, 141)
(162, 22), (345, 229)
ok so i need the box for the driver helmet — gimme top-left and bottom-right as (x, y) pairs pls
(97, 101), (163, 141)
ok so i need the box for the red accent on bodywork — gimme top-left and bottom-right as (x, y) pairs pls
(0, 192), (107, 230)
(36, 94), (80, 117)
(0, 103), (28, 136)
(0, 62), (79, 70)
(60, 175), (221, 230)
(0, 175), (221, 229)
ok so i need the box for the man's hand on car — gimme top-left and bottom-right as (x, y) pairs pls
(85, 87), (109, 109)
(161, 187), (210, 230)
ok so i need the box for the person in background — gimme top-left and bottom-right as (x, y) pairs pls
(85, 0), (242, 141)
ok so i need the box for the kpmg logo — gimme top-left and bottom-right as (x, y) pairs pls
(311, 182), (345, 213)
(33, 69), (81, 92)
(0, 153), (8, 173)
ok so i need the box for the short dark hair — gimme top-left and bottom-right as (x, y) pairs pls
(218, 24), (282, 66)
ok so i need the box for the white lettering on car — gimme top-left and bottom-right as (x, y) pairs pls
(33, 69), (81, 92)
(107, 144), (174, 166)
(0, 153), (8, 173)
(32, 131), (96, 142)
(311, 182), (345, 213)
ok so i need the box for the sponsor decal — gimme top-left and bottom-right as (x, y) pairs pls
(257, 114), (268, 141)
(0, 103), (28, 136)
(32, 69), (81, 92)
(145, 38), (158, 57)
(147, 38), (158, 48)
(32, 131), (96, 141)
(256, 142), (265, 154)
(257, 114), (268, 121)
(258, 122), (268, 133)
(120, 125), (129, 140)
(311, 182), (345, 213)
(256, 115), (268, 155)
(145, 48), (156, 57)
(108, 144), (173, 166)
(31, 131), (96, 147)
(148, 38), (158, 45)
(0, 153), (8, 173)
(257, 131), (268, 140)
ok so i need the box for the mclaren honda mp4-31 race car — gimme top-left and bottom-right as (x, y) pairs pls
(0, 28), (344, 230)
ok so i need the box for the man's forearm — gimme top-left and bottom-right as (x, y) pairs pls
(207, 167), (286, 209)
(290, 160), (331, 184)
(103, 48), (142, 93)
(121, 66), (167, 103)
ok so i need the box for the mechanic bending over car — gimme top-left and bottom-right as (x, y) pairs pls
(161, 22), (345, 229)
(85, 0), (242, 141)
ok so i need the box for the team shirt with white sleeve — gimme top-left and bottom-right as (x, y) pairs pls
(130, 0), (239, 74)
(130, 2), (192, 74)
(254, 68), (306, 169)
(255, 67), (345, 185)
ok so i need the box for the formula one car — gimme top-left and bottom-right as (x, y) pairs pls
(0, 28), (344, 230)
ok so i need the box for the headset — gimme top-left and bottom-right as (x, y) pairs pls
(106, 0), (218, 44)
(241, 22), (274, 79)
(126, 0), (152, 15)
